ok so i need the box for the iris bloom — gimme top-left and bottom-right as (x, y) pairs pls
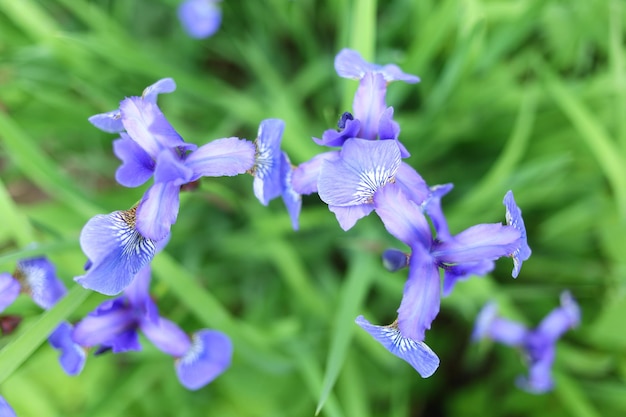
(473, 291), (580, 393)
(178, 0), (222, 39)
(73, 266), (233, 389)
(251, 118), (302, 230)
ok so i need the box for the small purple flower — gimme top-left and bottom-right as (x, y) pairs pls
(473, 292), (580, 393)
(14, 257), (67, 310)
(356, 316), (439, 378)
(178, 0), (222, 39)
(74, 207), (159, 296)
(0, 272), (20, 313)
(251, 119), (302, 229)
(49, 322), (86, 376)
(175, 329), (233, 390)
(334, 49), (420, 84)
(0, 395), (17, 417)
(317, 138), (401, 230)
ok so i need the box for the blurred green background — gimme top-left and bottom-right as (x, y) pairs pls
(0, 0), (625, 416)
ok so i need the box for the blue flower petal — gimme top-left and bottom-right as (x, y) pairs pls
(334, 49), (420, 83)
(291, 151), (339, 195)
(381, 248), (409, 272)
(49, 322), (86, 376)
(178, 0), (222, 39)
(136, 182), (182, 241)
(0, 273), (20, 313)
(113, 134), (155, 187)
(503, 191), (531, 278)
(442, 259), (494, 296)
(186, 137), (256, 179)
(175, 329), (233, 390)
(355, 315), (439, 377)
(433, 223), (521, 264)
(314, 117), (361, 147)
(88, 109), (124, 133)
(422, 183), (454, 240)
(352, 72), (387, 140)
(536, 291), (580, 342)
(252, 119), (285, 205)
(16, 257), (67, 310)
(142, 78), (177, 104)
(328, 204), (374, 231)
(141, 317), (192, 357)
(0, 395), (17, 417)
(280, 152), (302, 230)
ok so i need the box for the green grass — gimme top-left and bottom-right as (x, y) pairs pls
(1, 0), (625, 416)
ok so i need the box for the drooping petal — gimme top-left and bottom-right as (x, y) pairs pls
(373, 183), (431, 248)
(175, 329), (233, 390)
(352, 72), (387, 140)
(433, 223), (521, 265)
(142, 78), (177, 104)
(186, 137), (256, 179)
(328, 204), (374, 231)
(291, 151), (340, 195)
(120, 97), (186, 158)
(517, 344), (555, 394)
(74, 209), (157, 296)
(396, 243), (440, 341)
(0, 273), (20, 313)
(113, 135), (155, 187)
(503, 191), (531, 278)
(0, 395), (17, 417)
(252, 119), (285, 205)
(334, 49), (420, 83)
(394, 163), (430, 206)
(442, 259), (494, 296)
(381, 248), (409, 272)
(318, 139), (401, 206)
(88, 109), (124, 133)
(355, 316), (439, 378)
(536, 291), (580, 342)
(49, 322), (86, 376)
(314, 115), (361, 147)
(72, 298), (141, 353)
(136, 182), (182, 241)
(178, 0), (222, 39)
(422, 183), (454, 240)
(141, 317), (192, 357)
(16, 257), (67, 310)
(280, 152), (302, 230)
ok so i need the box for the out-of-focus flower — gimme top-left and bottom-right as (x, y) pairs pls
(178, 0), (222, 39)
(473, 291), (580, 393)
(49, 322), (87, 376)
(0, 395), (17, 417)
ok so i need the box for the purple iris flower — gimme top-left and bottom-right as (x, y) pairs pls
(178, 0), (222, 39)
(373, 184), (529, 343)
(473, 292), (580, 393)
(251, 119), (302, 230)
(12, 257), (67, 310)
(0, 396), (17, 417)
(74, 207), (160, 296)
(73, 266), (233, 389)
(49, 322), (87, 376)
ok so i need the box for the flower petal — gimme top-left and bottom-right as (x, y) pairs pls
(536, 291), (580, 342)
(142, 78), (177, 104)
(318, 139), (401, 206)
(516, 345), (555, 394)
(75, 210), (157, 295)
(186, 137), (256, 179)
(16, 257), (67, 309)
(352, 72), (387, 140)
(355, 316), (439, 377)
(280, 152), (302, 230)
(178, 0), (222, 39)
(433, 223), (521, 264)
(175, 329), (233, 390)
(0, 273), (20, 313)
(252, 119), (285, 205)
(395, 162), (430, 206)
(113, 135), (155, 187)
(334, 49), (420, 83)
(291, 151), (339, 195)
(136, 182), (182, 241)
(0, 396), (17, 417)
(442, 259), (494, 296)
(328, 204), (373, 231)
(422, 183), (454, 240)
(381, 248), (409, 272)
(142, 317), (192, 357)
(314, 116), (361, 147)
(88, 109), (123, 133)
(49, 322), (86, 376)
(503, 191), (531, 278)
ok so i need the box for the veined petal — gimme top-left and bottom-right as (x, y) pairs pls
(113, 135), (155, 187)
(291, 151), (339, 195)
(0, 273), (20, 313)
(252, 119), (285, 205)
(352, 72), (387, 140)
(120, 97), (186, 158)
(186, 137), (255, 179)
(433, 223), (521, 264)
(136, 182), (182, 241)
(373, 183), (431, 248)
(88, 109), (123, 133)
(318, 139), (401, 206)
(280, 152), (302, 230)
(397, 244), (440, 341)
(142, 78), (177, 104)
(381, 248), (409, 272)
(355, 316), (439, 377)
(75, 209), (157, 296)
(504, 191), (531, 278)
(536, 291), (580, 342)
(49, 322), (86, 376)
(328, 204), (373, 231)
(175, 329), (233, 390)
(141, 317), (192, 357)
(334, 49), (420, 83)
(16, 257), (67, 310)
(178, 0), (222, 39)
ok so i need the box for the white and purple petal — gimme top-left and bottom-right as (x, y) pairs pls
(252, 119), (285, 205)
(113, 134), (155, 187)
(178, 0), (222, 39)
(49, 322), (86, 376)
(16, 257), (67, 310)
(504, 191), (531, 278)
(0, 273), (20, 313)
(186, 137), (255, 179)
(318, 139), (401, 207)
(74, 209), (157, 296)
(175, 329), (233, 390)
(355, 316), (439, 377)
